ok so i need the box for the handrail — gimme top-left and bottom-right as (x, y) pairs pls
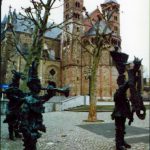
(62, 96), (82, 103)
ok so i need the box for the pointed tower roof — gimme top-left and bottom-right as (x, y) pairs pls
(7, 5), (13, 24)
(104, 0), (118, 4)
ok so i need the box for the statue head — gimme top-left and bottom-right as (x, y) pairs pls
(10, 70), (25, 88)
(110, 51), (129, 74)
(133, 56), (142, 72)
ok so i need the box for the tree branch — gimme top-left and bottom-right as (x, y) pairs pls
(39, 0), (46, 7)
(11, 29), (27, 61)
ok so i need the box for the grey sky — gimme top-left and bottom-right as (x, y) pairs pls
(1, 0), (149, 77)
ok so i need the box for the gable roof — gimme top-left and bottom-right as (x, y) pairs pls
(85, 20), (111, 36)
(1, 12), (61, 40)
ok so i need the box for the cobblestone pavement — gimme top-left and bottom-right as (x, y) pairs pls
(1, 111), (149, 150)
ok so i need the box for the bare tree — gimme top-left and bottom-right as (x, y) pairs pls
(18, 0), (64, 70)
(1, 0), (66, 90)
(63, 5), (119, 121)
(83, 6), (119, 121)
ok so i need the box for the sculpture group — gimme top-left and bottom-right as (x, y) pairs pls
(3, 49), (146, 150)
(3, 61), (69, 150)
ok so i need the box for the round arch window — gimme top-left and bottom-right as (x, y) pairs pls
(49, 69), (56, 76)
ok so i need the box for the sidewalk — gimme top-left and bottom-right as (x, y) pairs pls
(1, 111), (149, 150)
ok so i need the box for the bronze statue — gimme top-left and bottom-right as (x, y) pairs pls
(127, 57), (146, 122)
(110, 50), (146, 150)
(19, 61), (69, 150)
(3, 70), (25, 140)
(3, 61), (69, 149)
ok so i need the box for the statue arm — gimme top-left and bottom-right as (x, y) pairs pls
(40, 85), (70, 103)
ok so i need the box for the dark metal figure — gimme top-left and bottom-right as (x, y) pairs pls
(19, 61), (69, 150)
(110, 51), (146, 150)
(3, 70), (25, 140)
(127, 57), (146, 122)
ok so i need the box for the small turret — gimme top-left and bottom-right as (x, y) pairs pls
(101, 0), (120, 35)
(101, 0), (121, 48)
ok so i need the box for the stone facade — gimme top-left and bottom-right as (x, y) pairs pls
(61, 0), (120, 98)
(1, 0), (121, 100)
(1, 31), (61, 88)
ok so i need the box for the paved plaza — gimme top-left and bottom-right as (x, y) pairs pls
(1, 111), (149, 150)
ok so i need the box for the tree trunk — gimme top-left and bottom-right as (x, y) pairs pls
(21, 27), (44, 91)
(88, 56), (100, 121)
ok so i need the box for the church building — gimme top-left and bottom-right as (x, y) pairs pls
(1, 0), (120, 100)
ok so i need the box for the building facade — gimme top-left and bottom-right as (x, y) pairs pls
(61, 0), (121, 99)
(1, 0), (121, 100)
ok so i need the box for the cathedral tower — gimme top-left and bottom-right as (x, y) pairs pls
(61, 0), (84, 95)
(101, 0), (121, 47)
(99, 0), (121, 99)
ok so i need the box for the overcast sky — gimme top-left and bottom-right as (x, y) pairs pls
(1, 0), (149, 77)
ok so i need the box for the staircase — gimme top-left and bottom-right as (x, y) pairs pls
(61, 96), (87, 110)
(44, 96), (90, 112)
